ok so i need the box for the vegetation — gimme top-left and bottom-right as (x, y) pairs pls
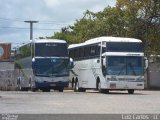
(47, 0), (160, 56)
(15, 44), (32, 60)
(14, 60), (23, 69)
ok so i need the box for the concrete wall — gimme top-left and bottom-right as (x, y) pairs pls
(0, 58), (32, 91)
(0, 70), (19, 91)
(149, 63), (160, 89)
(0, 61), (18, 91)
(0, 61), (15, 70)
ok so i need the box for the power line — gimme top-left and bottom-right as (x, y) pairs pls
(0, 27), (29, 29)
(38, 22), (69, 25)
(0, 17), (24, 22)
(40, 20), (67, 24)
(0, 17), (68, 24)
(0, 26), (60, 30)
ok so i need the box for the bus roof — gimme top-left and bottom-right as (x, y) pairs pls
(68, 37), (142, 49)
(34, 39), (67, 43)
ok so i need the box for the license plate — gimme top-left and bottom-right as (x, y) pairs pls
(50, 84), (56, 86)
(110, 83), (116, 89)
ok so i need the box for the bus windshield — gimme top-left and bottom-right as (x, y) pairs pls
(107, 56), (144, 75)
(35, 43), (68, 57)
(33, 58), (69, 77)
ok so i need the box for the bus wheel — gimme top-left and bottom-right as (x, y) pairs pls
(59, 88), (64, 92)
(17, 78), (22, 91)
(71, 78), (74, 88)
(74, 81), (79, 92)
(98, 81), (102, 93)
(17, 83), (26, 91)
(79, 88), (86, 92)
(29, 78), (32, 89)
(31, 88), (37, 92)
(103, 89), (109, 94)
(97, 81), (107, 93)
(17, 84), (22, 91)
(128, 89), (134, 94)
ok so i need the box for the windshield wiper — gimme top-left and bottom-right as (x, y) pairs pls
(35, 74), (51, 77)
(128, 63), (136, 76)
(118, 65), (126, 75)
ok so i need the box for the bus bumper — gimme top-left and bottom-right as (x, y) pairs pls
(103, 81), (144, 90)
(35, 81), (69, 89)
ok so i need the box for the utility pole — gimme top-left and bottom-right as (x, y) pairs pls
(24, 21), (38, 40)
(24, 21), (38, 58)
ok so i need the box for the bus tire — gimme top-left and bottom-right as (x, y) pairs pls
(17, 78), (21, 91)
(31, 88), (37, 92)
(96, 77), (100, 90)
(74, 80), (79, 92)
(103, 89), (109, 94)
(17, 82), (25, 91)
(59, 88), (64, 92)
(128, 89), (134, 94)
(79, 88), (86, 92)
(71, 78), (74, 88)
(17, 84), (22, 91)
(18, 86), (26, 91)
(97, 81), (105, 93)
(29, 78), (32, 89)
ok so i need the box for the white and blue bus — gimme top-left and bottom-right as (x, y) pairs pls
(16, 39), (70, 92)
(69, 37), (147, 94)
(31, 39), (70, 92)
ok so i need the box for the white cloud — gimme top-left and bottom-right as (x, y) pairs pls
(0, 0), (116, 47)
(90, 4), (106, 12)
(44, 0), (60, 8)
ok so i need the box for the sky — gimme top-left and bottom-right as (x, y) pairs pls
(0, 0), (116, 48)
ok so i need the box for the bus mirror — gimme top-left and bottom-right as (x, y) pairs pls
(144, 58), (148, 69)
(102, 57), (107, 76)
(32, 58), (35, 68)
(70, 58), (74, 69)
(102, 57), (106, 67)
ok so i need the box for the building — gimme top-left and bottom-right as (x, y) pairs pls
(0, 42), (11, 61)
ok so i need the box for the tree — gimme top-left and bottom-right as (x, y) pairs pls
(48, 0), (160, 55)
(116, 0), (160, 55)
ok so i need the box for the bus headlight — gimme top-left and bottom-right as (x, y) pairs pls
(107, 76), (117, 81)
(35, 77), (43, 83)
(136, 78), (144, 81)
(137, 83), (143, 86)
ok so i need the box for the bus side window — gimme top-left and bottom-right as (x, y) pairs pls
(90, 46), (96, 57)
(75, 48), (80, 59)
(69, 49), (74, 59)
(79, 47), (84, 58)
(84, 46), (90, 58)
(73, 49), (77, 59)
(95, 45), (100, 56)
(102, 47), (106, 53)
